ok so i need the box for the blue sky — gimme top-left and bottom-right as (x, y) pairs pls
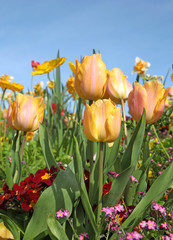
(0, 0), (173, 93)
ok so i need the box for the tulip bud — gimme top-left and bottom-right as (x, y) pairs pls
(75, 54), (107, 100)
(7, 93), (45, 132)
(128, 80), (168, 124)
(104, 68), (132, 104)
(83, 99), (121, 142)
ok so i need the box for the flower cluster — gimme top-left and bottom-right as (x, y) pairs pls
(0, 166), (57, 212)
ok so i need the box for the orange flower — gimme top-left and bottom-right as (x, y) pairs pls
(75, 54), (107, 100)
(128, 80), (168, 124)
(133, 57), (150, 75)
(83, 99), (121, 142)
(7, 93), (45, 132)
(0, 80), (24, 92)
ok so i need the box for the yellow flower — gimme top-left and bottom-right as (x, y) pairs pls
(66, 77), (76, 96)
(83, 99), (121, 142)
(75, 54), (107, 100)
(133, 57), (151, 75)
(0, 74), (14, 82)
(31, 57), (66, 76)
(47, 80), (54, 89)
(0, 79), (24, 92)
(105, 68), (132, 104)
(148, 169), (153, 178)
(171, 74), (173, 81)
(7, 93), (45, 132)
(34, 82), (44, 96)
(0, 222), (14, 239)
(69, 62), (76, 74)
(26, 131), (35, 141)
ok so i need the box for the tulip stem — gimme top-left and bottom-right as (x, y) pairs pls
(121, 99), (127, 148)
(88, 100), (94, 204)
(152, 125), (170, 159)
(20, 131), (26, 161)
(97, 141), (104, 226)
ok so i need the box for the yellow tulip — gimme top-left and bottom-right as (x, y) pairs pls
(75, 54), (107, 100)
(105, 68), (132, 104)
(128, 80), (168, 124)
(83, 99), (121, 142)
(7, 93), (45, 132)
(0, 222), (14, 239)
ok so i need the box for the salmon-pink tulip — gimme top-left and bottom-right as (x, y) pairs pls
(75, 54), (107, 100)
(128, 80), (168, 124)
(7, 93), (45, 132)
(105, 68), (132, 104)
(83, 99), (121, 142)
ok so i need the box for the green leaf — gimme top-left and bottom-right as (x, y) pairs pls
(73, 136), (98, 235)
(39, 123), (58, 170)
(23, 162), (79, 240)
(103, 111), (146, 207)
(47, 214), (69, 240)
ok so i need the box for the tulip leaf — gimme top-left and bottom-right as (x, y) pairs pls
(47, 214), (69, 240)
(23, 162), (80, 240)
(39, 123), (58, 170)
(0, 212), (20, 240)
(103, 111), (146, 207)
(73, 136), (98, 235)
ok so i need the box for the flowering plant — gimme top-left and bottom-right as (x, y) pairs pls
(0, 53), (172, 240)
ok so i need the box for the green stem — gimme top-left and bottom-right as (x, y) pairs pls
(20, 131), (26, 161)
(67, 219), (80, 240)
(152, 124), (170, 159)
(121, 98), (127, 148)
(89, 100), (94, 203)
(97, 142), (104, 226)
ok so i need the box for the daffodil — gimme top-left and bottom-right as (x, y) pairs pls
(133, 57), (150, 75)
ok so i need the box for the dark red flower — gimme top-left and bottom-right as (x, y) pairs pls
(0, 183), (14, 209)
(103, 181), (112, 196)
(32, 166), (57, 187)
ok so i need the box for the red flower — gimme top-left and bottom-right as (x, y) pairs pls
(103, 181), (112, 196)
(31, 60), (40, 68)
(51, 102), (57, 113)
(32, 166), (57, 187)
(61, 108), (65, 116)
(0, 183), (14, 209)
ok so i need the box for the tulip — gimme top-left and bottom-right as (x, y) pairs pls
(75, 54), (107, 100)
(0, 222), (14, 239)
(105, 68), (132, 104)
(7, 93), (45, 132)
(83, 99), (121, 142)
(128, 80), (168, 124)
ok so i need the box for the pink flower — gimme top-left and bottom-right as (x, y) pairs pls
(139, 220), (147, 228)
(160, 222), (168, 229)
(102, 206), (115, 217)
(147, 220), (157, 229)
(79, 232), (89, 240)
(132, 231), (143, 239)
(55, 209), (64, 218)
(130, 175), (138, 183)
(115, 204), (124, 212)
(63, 210), (70, 217)
(126, 232), (134, 240)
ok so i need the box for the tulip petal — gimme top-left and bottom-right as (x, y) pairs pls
(105, 106), (122, 142)
(128, 82), (147, 122)
(83, 104), (99, 142)
(144, 80), (165, 122)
